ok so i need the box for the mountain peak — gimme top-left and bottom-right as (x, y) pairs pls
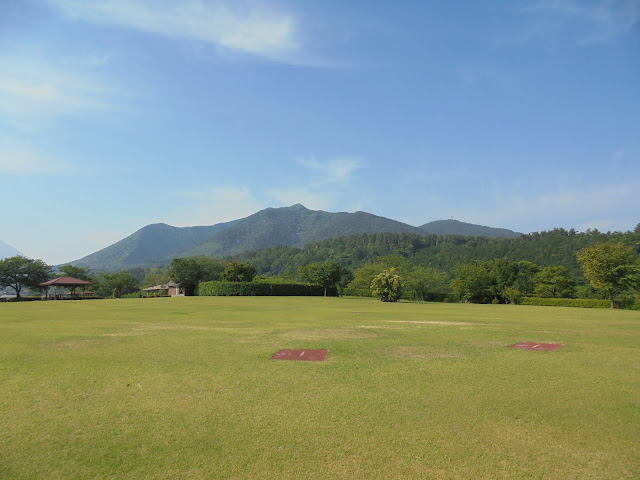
(66, 206), (519, 270)
(288, 204), (309, 211)
(0, 240), (24, 259)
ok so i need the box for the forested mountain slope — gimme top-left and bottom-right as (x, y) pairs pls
(178, 204), (425, 258)
(65, 204), (531, 271)
(0, 240), (24, 260)
(231, 227), (640, 283)
(419, 219), (520, 238)
(70, 221), (238, 271)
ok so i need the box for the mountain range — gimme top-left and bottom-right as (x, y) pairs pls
(67, 204), (520, 271)
(0, 240), (24, 260)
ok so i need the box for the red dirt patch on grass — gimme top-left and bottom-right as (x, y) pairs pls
(509, 342), (562, 351)
(272, 349), (328, 361)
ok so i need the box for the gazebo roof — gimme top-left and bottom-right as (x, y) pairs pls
(40, 276), (92, 287)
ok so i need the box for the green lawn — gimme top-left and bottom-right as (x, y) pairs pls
(1, 297), (638, 479)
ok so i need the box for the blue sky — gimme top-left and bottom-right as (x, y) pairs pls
(1, 0), (639, 265)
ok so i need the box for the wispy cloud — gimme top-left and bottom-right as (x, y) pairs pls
(47, 0), (300, 62)
(298, 155), (365, 184)
(0, 143), (59, 175)
(169, 186), (264, 226)
(0, 140), (124, 176)
(521, 0), (640, 45)
(465, 178), (640, 233)
(267, 155), (366, 210)
(0, 53), (118, 121)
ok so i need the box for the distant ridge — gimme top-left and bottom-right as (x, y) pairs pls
(0, 240), (24, 259)
(66, 204), (519, 271)
(70, 221), (239, 271)
(179, 204), (425, 258)
(419, 219), (520, 238)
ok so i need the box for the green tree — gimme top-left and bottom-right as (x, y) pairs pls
(405, 266), (448, 301)
(336, 266), (354, 297)
(533, 266), (575, 298)
(0, 256), (52, 300)
(59, 265), (92, 281)
(169, 257), (225, 296)
(298, 261), (344, 296)
(141, 267), (171, 289)
(348, 255), (411, 290)
(488, 258), (515, 303)
(577, 242), (640, 308)
(101, 271), (139, 298)
(222, 261), (256, 282)
(512, 261), (540, 296)
(450, 261), (493, 303)
(370, 268), (403, 302)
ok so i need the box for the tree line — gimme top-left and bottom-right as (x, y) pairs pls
(1, 226), (638, 308)
(230, 226), (640, 282)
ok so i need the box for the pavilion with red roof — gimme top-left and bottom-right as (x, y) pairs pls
(40, 276), (93, 299)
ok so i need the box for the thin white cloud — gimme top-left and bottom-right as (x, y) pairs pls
(0, 54), (118, 120)
(47, 0), (300, 61)
(169, 186), (264, 226)
(267, 155), (367, 210)
(298, 155), (365, 184)
(0, 144), (59, 175)
(465, 179), (640, 233)
(522, 0), (640, 45)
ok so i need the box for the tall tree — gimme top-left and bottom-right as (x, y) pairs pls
(59, 265), (92, 281)
(101, 271), (139, 298)
(0, 256), (52, 300)
(405, 266), (448, 301)
(141, 267), (171, 289)
(577, 242), (640, 308)
(533, 266), (575, 298)
(299, 261), (344, 297)
(336, 266), (354, 297)
(450, 261), (493, 303)
(348, 255), (411, 290)
(222, 261), (256, 282)
(512, 261), (540, 296)
(169, 257), (225, 296)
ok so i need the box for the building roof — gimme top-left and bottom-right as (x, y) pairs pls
(40, 276), (92, 287)
(143, 282), (179, 291)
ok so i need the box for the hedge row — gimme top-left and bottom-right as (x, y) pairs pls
(342, 287), (373, 297)
(198, 281), (335, 297)
(520, 297), (610, 308)
(342, 288), (455, 302)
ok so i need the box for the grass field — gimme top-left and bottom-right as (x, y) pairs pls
(1, 297), (639, 479)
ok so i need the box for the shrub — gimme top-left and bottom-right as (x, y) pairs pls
(120, 292), (143, 299)
(342, 287), (373, 297)
(370, 268), (403, 302)
(520, 297), (610, 308)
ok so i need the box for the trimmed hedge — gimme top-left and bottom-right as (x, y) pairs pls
(520, 297), (610, 309)
(342, 287), (373, 298)
(198, 281), (334, 297)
